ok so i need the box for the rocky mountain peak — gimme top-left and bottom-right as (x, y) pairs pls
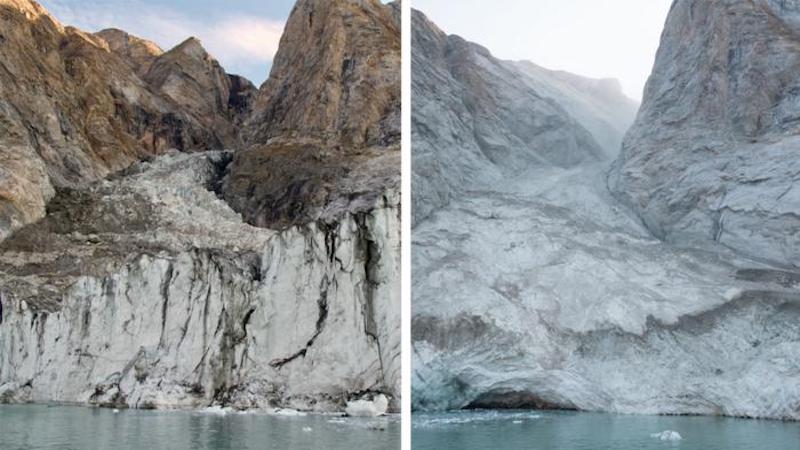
(216, 0), (400, 229)
(0, 1), (246, 240)
(143, 36), (241, 147)
(245, 0), (400, 149)
(0, 0), (57, 24)
(95, 28), (163, 76)
(171, 36), (208, 59)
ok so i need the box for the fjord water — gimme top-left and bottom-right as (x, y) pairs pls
(0, 405), (399, 450)
(413, 410), (800, 450)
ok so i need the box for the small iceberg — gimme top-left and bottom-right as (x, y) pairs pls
(200, 405), (232, 416)
(272, 408), (307, 417)
(651, 430), (682, 441)
(345, 394), (389, 417)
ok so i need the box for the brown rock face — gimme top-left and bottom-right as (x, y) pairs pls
(0, 0), (400, 237)
(223, 0), (401, 228)
(0, 0), (249, 240)
(245, 0), (401, 148)
(145, 37), (243, 147)
(94, 28), (163, 77)
(227, 74), (257, 126)
(223, 141), (400, 228)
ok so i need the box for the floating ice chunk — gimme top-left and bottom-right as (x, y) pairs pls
(200, 405), (231, 415)
(345, 394), (389, 417)
(272, 408), (307, 417)
(112, 409), (120, 414)
(302, 426), (313, 432)
(512, 420), (523, 424)
(650, 430), (682, 441)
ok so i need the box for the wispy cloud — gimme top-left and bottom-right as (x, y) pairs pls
(205, 16), (283, 64)
(39, 0), (284, 83)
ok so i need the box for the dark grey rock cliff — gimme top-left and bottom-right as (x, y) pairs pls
(610, 0), (800, 267)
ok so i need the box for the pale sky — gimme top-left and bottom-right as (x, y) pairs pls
(40, 0), (393, 86)
(413, 0), (674, 100)
(39, 0), (296, 85)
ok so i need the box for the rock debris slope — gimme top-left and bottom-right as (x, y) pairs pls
(0, 0), (400, 412)
(609, 0), (800, 268)
(411, 10), (636, 225)
(411, 6), (800, 420)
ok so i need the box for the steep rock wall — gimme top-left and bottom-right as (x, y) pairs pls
(610, 0), (800, 267)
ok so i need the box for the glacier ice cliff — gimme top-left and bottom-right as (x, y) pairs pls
(411, 5), (800, 420)
(0, 152), (400, 411)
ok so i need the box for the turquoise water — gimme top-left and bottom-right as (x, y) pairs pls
(0, 405), (399, 450)
(413, 410), (800, 450)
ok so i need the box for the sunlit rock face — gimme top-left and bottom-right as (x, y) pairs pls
(411, 5), (800, 420)
(0, 0), (400, 412)
(609, 0), (800, 268)
(245, 0), (401, 149)
(227, 0), (401, 230)
(0, 0), (241, 241)
(94, 28), (164, 77)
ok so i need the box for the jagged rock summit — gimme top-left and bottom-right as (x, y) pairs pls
(144, 36), (245, 147)
(246, 0), (401, 148)
(0, 0), (400, 412)
(610, 0), (800, 268)
(94, 28), (163, 77)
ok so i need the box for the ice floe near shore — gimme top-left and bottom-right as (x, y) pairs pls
(345, 394), (389, 417)
(651, 430), (682, 441)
